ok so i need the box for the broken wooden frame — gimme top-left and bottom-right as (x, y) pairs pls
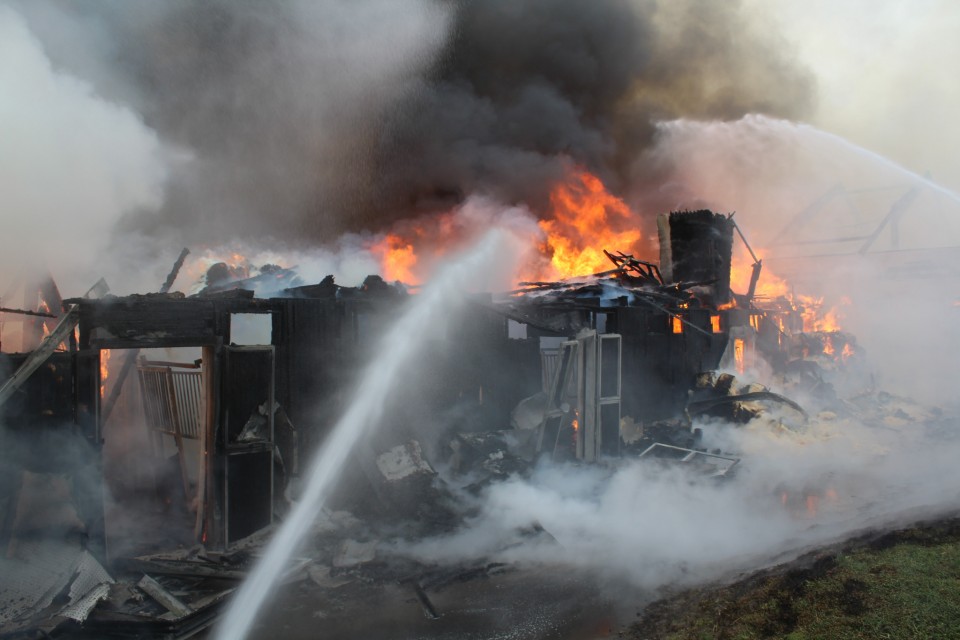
(637, 442), (740, 478)
(537, 329), (622, 462)
(137, 358), (203, 503)
(67, 292), (383, 551)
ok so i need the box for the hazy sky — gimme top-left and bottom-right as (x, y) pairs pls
(753, 0), (960, 189)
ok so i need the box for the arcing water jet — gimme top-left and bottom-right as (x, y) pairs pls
(214, 227), (526, 640)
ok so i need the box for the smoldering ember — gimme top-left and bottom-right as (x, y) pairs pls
(3, 2), (960, 640)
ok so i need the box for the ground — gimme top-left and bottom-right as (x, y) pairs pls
(200, 564), (643, 640)
(181, 516), (960, 640)
(627, 516), (960, 640)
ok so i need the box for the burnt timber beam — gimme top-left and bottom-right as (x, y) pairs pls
(72, 295), (280, 350)
(137, 575), (194, 618)
(769, 183), (846, 246)
(858, 187), (921, 255)
(101, 248), (190, 424)
(0, 304), (80, 408)
(0, 306), (57, 318)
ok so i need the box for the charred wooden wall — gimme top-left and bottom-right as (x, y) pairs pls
(609, 307), (728, 423)
(0, 351), (104, 559)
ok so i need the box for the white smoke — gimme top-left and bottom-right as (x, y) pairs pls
(1, 0), (454, 297)
(745, 0), (960, 194)
(0, 6), (168, 294)
(175, 195), (545, 294)
(395, 409), (960, 589)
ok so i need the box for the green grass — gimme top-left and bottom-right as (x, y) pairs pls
(632, 521), (960, 640)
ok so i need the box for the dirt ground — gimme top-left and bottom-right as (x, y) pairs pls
(198, 564), (649, 640)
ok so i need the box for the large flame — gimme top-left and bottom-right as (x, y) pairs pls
(535, 171), (642, 280)
(729, 249), (790, 300)
(797, 295), (844, 333)
(371, 234), (421, 284)
(729, 247), (847, 336)
(370, 169), (644, 285)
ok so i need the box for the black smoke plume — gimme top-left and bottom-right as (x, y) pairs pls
(8, 0), (813, 251)
(376, 0), (814, 226)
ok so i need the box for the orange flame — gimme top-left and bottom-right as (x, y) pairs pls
(729, 250), (789, 300)
(841, 343), (855, 361)
(823, 335), (835, 357)
(536, 171), (642, 280)
(733, 338), (745, 374)
(100, 349), (112, 398)
(729, 247), (847, 335)
(369, 169), (644, 285)
(797, 295), (843, 333)
(671, 316), (683, 334)
(371, 234), (420, 284)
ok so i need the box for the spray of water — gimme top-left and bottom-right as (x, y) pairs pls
(796, 122), (960, 206)
(213, 226), (527, 640)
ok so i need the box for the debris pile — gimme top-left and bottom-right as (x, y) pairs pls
(2, 207), (945, 638)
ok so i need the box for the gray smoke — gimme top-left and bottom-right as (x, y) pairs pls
(394, 410), (960, 592)
(373, 0), (813, 225)
(4, 0), (812, 261)
(5, 0), (450, 263)
(0, 5), (167, 294)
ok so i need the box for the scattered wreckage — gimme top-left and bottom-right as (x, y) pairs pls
(0, 209), (901, 637)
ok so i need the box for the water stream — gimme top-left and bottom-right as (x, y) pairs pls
(214, 229), (520, 640)
(798, 122), (960, 206)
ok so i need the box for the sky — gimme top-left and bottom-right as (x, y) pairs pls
(755, 0), (960, 190)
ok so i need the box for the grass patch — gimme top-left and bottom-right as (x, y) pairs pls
(631, 519), (960, 640)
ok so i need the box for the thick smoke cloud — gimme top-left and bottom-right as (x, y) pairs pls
(395, 412), (960, 590)
(5, 0), (812, 262)
(374, 0), (814, 224)
(6, 0), (450, 258)
(0, 6), (166, 294)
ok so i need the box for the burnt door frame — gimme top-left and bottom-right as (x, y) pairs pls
(218, 344), (275, 547)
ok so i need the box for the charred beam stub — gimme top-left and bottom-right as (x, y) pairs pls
(658, 210), (734, 304)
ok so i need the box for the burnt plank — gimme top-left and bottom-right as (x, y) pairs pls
(69, 295), (282, 349)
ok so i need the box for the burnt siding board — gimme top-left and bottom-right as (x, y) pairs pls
(225, 449), (273, 544)
(277, 298), (343, 435)
(0, 350), (106, 560)
(75, 297), (215, 348)
(72, 297), (283, 349)
(72, 351), (101, 442)
(0, 351), (99, 439)
(612, 304), (728, 423)
(0, 353), (72, 427)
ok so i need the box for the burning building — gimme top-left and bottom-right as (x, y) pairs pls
(0, 205), (760, 632)
(3, 2), (959, 638)
(0, 195), (874, 637)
